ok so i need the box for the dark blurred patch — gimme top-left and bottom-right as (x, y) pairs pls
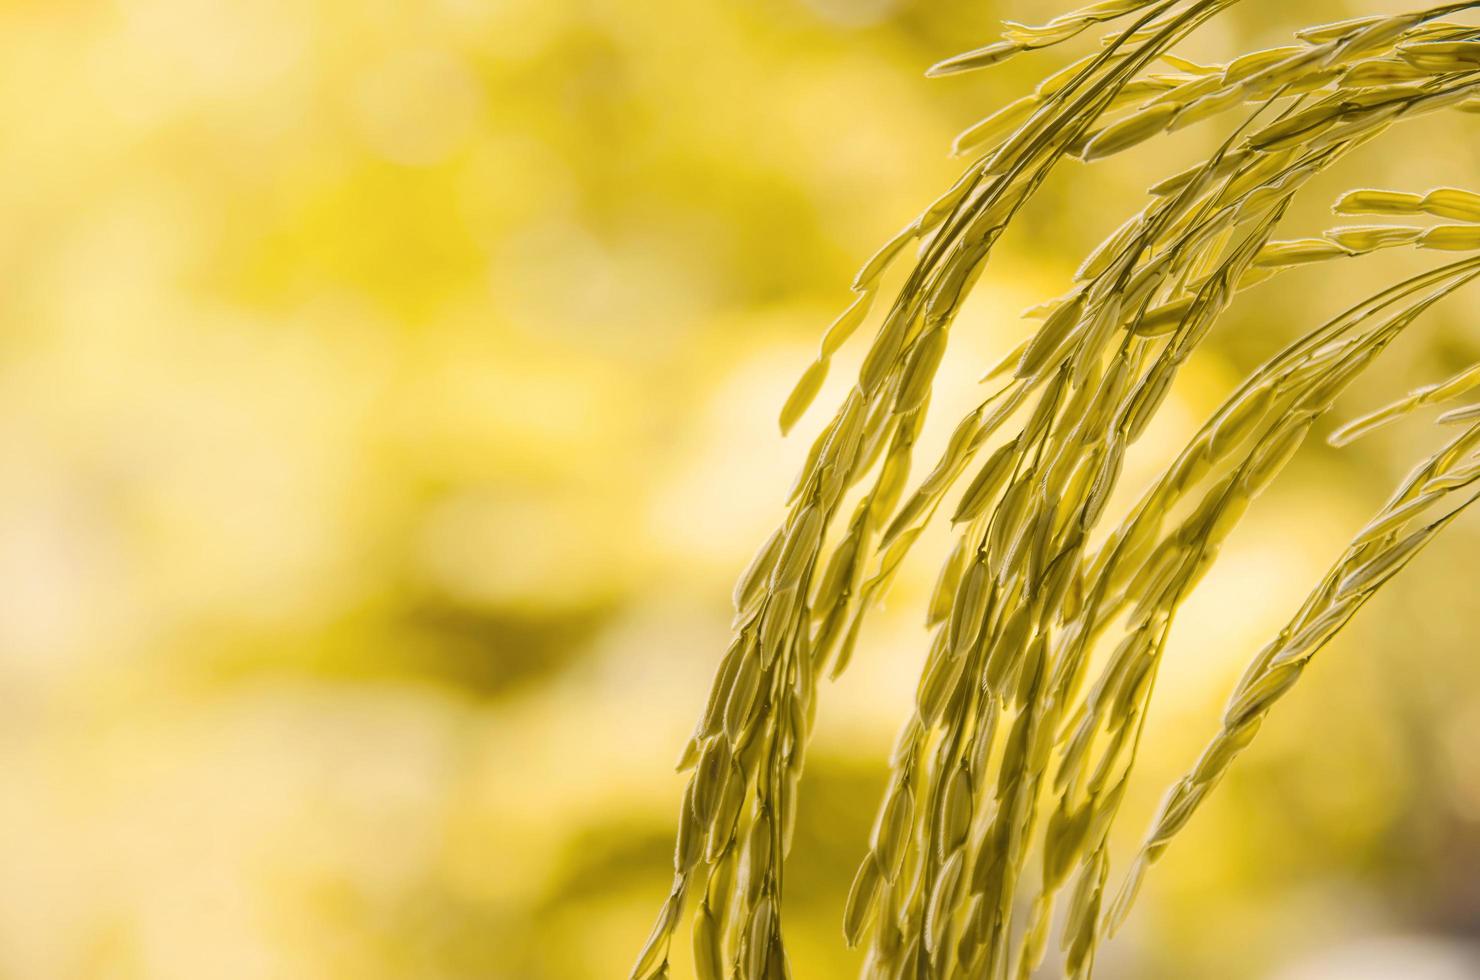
(535, 753), (887, 915)
(545, 817), (675, 909)
(288, 869), (519, 979)
(536, 749), (889, 975)
(786, 753), (891, 899)
(394, 597), (620, 698)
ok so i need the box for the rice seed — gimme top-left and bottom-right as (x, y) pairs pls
(1244, 415), (1313, 494)
(843, 854), (883, 946)
(694, 736), (732, 823)
(920, 166), (984, 231)
(630, 889), (683, 980)
(859, 304), (915, 395)
(1424, 455), (1480, 493)
(676, 783), (704, 872)
(1423, 187), (1480, 222)
(1145, 783), (1208, 856)
(1337, 518), (1446, 597)
(815, 527), (862, 615)
(745, 808), (775, 900)
(821, 290), (876, 357)
(1324, 224), (1423, 253)
(674, 734), (702, 773)
(1341, 57), (1430, 88)
(985, 602), (1032, 695)
(897, 328), (950, 413)
(1209, 382), (1274, 457)
(953, 438), (1020, 524)
(1247, 104), (1339, 151)
(1000, 17), (1083, 47)
(1267, 598), (1360, 668)
(1083, 102), (1178, 160)
(988, 475), (1035, 580)
(1043, 799), (1091, 889)
(1223, 658), (1305, 729)
(1121, 361), (1177, 443)
(1343, 12), (1428, 60)
(780, 358), (830, 435)
(1396, 40), (1480, 72)
(1332, 188), (1425, 215)
(1297, 16), (1382, 45)
(1254, 238), (1352, 268)
(1036, 52), (1100, 97)
(1076, 216), (1142, 282)
(1351, 490), (1442, 547)
(925, 848), (965, 954)
(918, 635), (967, 726)
(758, 588), (797, 665)
(953, 96), (1039, 157)
(824, 607), (866, 682)
(927, 540), (969, 627)
(771, 505), (823, 592)
(744, 896), (774, 980)
(1071, 297), (1123, 388)
(948, 556), (992, 657)
(708, 764), (747, 861)
(734, 530), (784, 614)
(853, 224), (917, 292)
(1437, 403), (1480, 425)
(1131, 296), (1193, 337)
(1080, 437), (1124, 530)
(1328, 400), (1410, 447)
(703, 641), (751, 739)
(1018, 291), (1086, 377)
(875, 782), (914, 879)
(939, 766), (973, 855)
(1190, 716), (1262, 786)
(1425, 363), (1480, 403)
(1063, 850), (1107, 975)
(1420, 224), (1480, 251)
(1231, 45), (1307, 84)
(693, 902), (723, 980)
(926, 41), (1023, 78)
(725, 657), (763, 740)
(1012, 631), (1048, 708)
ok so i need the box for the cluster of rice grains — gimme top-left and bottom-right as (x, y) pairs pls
(631, 3), (1480, 978)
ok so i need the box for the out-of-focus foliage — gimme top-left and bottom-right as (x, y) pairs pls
(1, 1), (1478, 978)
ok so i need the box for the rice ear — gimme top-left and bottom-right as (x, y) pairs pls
(637, 5), (1480, 976)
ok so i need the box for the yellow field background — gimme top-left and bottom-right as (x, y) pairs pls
(3, 1), (1479, 977)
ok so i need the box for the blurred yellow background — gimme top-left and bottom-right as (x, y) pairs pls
(4, 0), (1480, 977)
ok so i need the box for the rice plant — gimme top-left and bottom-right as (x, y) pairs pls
(632, 3), (1480, 977)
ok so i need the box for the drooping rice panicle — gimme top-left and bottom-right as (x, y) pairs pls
(634, 3), (1480, 977)
(1105, 420), (1480, 936)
